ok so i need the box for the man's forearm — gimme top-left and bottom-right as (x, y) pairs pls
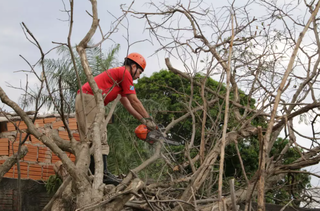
(131, 100), (149, 119)
(120, 97), (143, 120)
(126, 105), (143, 120)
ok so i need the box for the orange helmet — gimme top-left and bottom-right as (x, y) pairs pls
(127, 53), (146, 71)
(135, 124), (149, 141)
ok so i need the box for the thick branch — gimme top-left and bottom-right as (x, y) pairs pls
(0, 146), (28, 183)
(0, 86), (87, 185)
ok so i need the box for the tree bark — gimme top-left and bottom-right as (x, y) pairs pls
(0, 145), (28, 183)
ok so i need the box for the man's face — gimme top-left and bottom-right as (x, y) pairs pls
(131, 64), (143, 80)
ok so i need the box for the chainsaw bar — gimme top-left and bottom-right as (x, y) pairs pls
(146, 130), (182, 146)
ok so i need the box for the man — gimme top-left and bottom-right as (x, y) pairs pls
(75, 52), (157, 185)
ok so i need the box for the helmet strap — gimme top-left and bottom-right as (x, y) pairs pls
(128, 64), (133, 78)
(131, 64), (138, 79)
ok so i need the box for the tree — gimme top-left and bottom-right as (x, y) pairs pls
(135, 70), (311, 206)
(126, 0), (320, 210)
(135, 70), (254, 142)
(20, 44), (120, 113)
(1, 0), (320, 211)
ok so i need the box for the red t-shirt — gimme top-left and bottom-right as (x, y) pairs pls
(79, 66), (136, 105)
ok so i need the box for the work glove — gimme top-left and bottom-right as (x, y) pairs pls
(140, 117), (157, 131)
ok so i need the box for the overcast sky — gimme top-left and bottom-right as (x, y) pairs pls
(0, 0), (267, 109)
(0, 0), (173, 111)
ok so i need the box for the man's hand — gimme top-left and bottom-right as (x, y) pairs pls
(140, 118), (157, 130)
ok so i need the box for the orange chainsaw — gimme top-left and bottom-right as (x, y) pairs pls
(135, 124), (182, 146)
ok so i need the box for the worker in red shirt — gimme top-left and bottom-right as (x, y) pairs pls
(75, 53), (157, 185)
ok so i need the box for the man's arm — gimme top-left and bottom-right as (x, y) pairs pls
(123, 94), (157, 130)
(124, 94), (150, 118)
(120, 95), (148, 120)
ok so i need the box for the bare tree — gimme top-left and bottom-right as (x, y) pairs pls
(2, 0), (320, 211)
(124, 0), (320, 210)
(0, 1), (163, 210)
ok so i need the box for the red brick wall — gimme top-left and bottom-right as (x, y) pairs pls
(0, 116), (79, 181)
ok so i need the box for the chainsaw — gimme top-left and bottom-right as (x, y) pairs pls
(135, 124), (183, 146)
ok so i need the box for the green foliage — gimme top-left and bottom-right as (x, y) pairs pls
(45, 174), (62, 195)
(133, 70), (259, 181)
(135, 70), (310, 205)
(225, 137), (310, 206)
(224, 139), (260, 179)
(265, 171), (311, 207)
(266, 138), (311, 206)
(265, 169), (311, 206)
(135, 70), (256, 146)
(20, 43), (121, 112)
(107, 98), (169, 179)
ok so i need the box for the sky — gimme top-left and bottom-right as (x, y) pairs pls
(1, 0), (320, 202)
(0, 0), (173, 111)
(0, 0), (263, 109)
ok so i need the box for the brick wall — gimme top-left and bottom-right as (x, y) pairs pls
(0, 178), (51, 211)
(0, 115), (79, 181)
(0, 189), (17, 211)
